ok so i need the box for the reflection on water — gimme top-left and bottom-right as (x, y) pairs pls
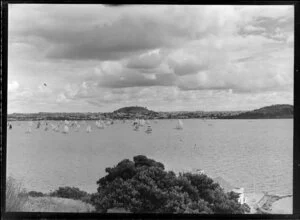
(7, 119), (292, 195)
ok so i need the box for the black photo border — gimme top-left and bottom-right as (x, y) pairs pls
(1, 1), (299, 219)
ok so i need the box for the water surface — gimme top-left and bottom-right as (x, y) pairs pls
(7, 119), (293, 195)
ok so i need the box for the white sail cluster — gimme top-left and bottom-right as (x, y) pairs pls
(95, 120), (105, 129)
(132, 119), (154, 134)
(12, 118), (183, 135)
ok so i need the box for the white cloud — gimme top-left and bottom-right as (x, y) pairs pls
(8, 81), (19, 92)
(8, 5), (293, 112)
(56, 93), (68, 103)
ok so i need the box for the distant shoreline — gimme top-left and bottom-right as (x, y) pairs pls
(7, 118), (293, 122)
(7, 104), (293, 121)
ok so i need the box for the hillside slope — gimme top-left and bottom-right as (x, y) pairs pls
(226, 104), (293, 119)
(113, 106), (156, 114)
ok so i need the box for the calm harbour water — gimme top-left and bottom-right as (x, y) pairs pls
(7, 119), (293, 195)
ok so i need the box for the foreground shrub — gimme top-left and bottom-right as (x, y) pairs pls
(27, 191), (45, 197)
(50, 186), (88, 201)
(92, 155), (250, 214)
(22, 196), (95, 212)
(6, 176), (28, 211)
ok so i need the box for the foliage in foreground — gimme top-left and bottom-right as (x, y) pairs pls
(22, 196), (95, 212)
(91, 155), (250, 213)
(6, 176), (28, 211)
(49, 186), (89, 201)
(27, 191), (45, 197)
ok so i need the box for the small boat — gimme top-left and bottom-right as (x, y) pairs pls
(145, 125), (152, 134)
(86, 125), (92, 133)
(139, 119), (145, 126)
(62, 125), (69, 134)
(26, 127), (32, 133)
(54, 126), (60, 132)
(175, 119), (183, 130)
(36, 121), (41, 129)
(133, 124), (139, 131)
(75, 124), (80, 132)
(96, 120), (105, 129)
(9, 124), (12, 130)
(133, 119), (139, 126)
(50, 124), (56, 130)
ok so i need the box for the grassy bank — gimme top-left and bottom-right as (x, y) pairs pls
(23, 196), (95, 212)
(6, 176), (95, 212)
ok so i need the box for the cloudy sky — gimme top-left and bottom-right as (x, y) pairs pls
(8, 4), (294, 113)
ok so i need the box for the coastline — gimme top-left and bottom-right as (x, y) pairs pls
(245, 192), (292, 214)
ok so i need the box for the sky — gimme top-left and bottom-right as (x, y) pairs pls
(8, 4), (294, 113)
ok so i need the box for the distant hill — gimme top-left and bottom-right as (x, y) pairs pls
(113, 106), (156, 114)
(226, 104), (293, 119)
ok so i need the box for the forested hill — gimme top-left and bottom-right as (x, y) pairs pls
(113, 106), (156, 114)
(223, 104), (293, 119)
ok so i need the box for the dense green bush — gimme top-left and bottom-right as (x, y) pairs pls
(50, 186), (88, 200)
(27, 191), (44, 197)
(92, 155), (250, 214)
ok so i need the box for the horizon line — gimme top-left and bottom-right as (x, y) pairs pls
(7, 103), (293, 115)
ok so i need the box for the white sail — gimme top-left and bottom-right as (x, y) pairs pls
(51, 124), (56, 130)
(54, 126), (60, 132)
(96, 121), (105, 129)
(26, 127), (32, 133)
(139, 119), (145, 126)
(133, 119), (139, 126)
(105, 120), (113, 126)
(86, 125), (92, 133)
(62, 125), (69, 134)
(175, 119), (183, 130)
(145, 125), (152, 133)
(133, 124), (139, 131)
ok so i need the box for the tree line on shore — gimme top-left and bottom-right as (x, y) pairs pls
(7, 104), (293, 121)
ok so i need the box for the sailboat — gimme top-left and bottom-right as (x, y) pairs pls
(133, 119), (139, 126)
(36, 121), (41, 129)
(175, 119), (183, 130)
(139, 119), (145, 126)
(62, 125), (69, 134)
(96, 120), (105, 129)
(75, 123), (81, 132)
(54, 125), (60, 132)
(133, 124), (139, 131)
(86, 125), (92, 133)
(50, 124), (56, 130)
(26, 127), (32, 134)
(145, 125), (152, 134)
